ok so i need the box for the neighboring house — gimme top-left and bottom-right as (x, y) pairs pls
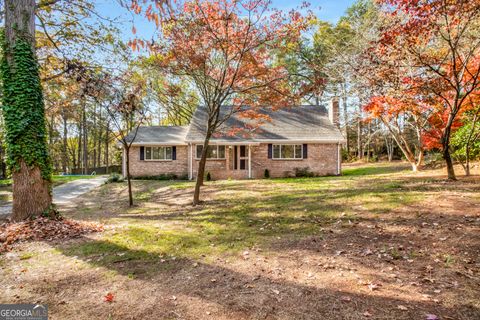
(123, 99), (345, 180)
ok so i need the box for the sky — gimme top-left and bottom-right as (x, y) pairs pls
(96, 0), (357, 43)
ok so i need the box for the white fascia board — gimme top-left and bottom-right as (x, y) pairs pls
(186, 139), (346, 144)
(253, 139), (347, 144)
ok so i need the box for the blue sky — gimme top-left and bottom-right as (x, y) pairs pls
(96, 0), (356, 42)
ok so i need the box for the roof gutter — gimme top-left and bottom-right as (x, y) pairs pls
(129, 142), (189, 146)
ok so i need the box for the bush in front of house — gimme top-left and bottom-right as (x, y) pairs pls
(264, 169), (270, 178)
(106, 172), (124, 183)
(132, 174), (178, 181)
(178, 173), (189, 180)
(294, 167), (315, 177)
(206, 172), (212, 181)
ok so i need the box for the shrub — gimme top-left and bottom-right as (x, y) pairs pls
(264, 169), (270, 178)
(206, 172), (212, 181)
(424, 152), (444, 168)
(178, 173), (189, 180)
(294, 167), (315, 177)
(132, 174), (178, 181)
(106, 172), (124, 183)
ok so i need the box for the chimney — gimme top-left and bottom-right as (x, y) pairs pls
(329, 97), (340, 128)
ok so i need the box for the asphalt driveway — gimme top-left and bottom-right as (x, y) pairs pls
(0, 176), (107, 220)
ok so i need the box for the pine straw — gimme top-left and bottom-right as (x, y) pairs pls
(0, 217), (103, 253)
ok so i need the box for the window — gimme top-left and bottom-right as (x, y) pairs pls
(196, 145), (226, 159)
(145, 146), (173, 160)
(272, 144), (303, 159)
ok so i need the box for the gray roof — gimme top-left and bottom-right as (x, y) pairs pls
(126, 125), (189, 145)
(185, 105), (345, 143)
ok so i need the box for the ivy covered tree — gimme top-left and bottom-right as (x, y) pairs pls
(1, 0), (53, 221)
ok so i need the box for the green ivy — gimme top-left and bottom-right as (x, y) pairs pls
(0, 31), (52, 181)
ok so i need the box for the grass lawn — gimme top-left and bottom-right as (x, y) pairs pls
(0, 163), (479, 319)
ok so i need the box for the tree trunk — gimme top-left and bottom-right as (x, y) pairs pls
(463, 113), (479, 176)
(77, 122), (82, 170)
(366, 122), (371, 162)
(342, 86), (349, 156)
(92, 105), (97, 169)
(193, 132), (212, 205)
(105, 124), (109, 172)
(48, 113), (54, 146)
(97, 122), (102, 170)
(441, 122), (456, 180)
(82, 100), (88, 174)
(385, 135), (394, 162)
(125, 146), (133, 206)
(12, 161), (52, 221)
(2, 0), (52, 220)
(443, 146), (456, 180)
(0, 145), (6, 179)
(465, 144), (470, 176)
(62, 110), (68, 173)
(357, 105), (362, 159)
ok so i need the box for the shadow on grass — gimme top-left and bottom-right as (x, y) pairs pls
(46, 167), (480, 319)
(50, 236), (480, 320)
(65, 173), (480, 263)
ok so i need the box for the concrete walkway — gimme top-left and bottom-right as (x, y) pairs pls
(0, 176), (107, 220)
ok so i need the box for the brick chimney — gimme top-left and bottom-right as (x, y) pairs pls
(329, 97), (340, 128)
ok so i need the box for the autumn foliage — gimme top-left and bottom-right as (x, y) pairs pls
(129, 0), (311, 204)
(0, 217), (103, 253)
(363, 0), (480, 177)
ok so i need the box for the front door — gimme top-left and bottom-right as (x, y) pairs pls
(233, 146), (247, 170)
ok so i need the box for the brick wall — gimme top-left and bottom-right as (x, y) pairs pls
(127, 143), (340, 180)
(127, 145), (189, 177)
(191, 143), (339, 180)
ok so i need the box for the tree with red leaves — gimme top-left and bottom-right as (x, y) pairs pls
(374, 0), (480, 180)
(131, 0), (309, 205)
(364, 95), (428, 171)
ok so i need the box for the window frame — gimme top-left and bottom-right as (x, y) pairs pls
(272, 144), (304, 160)
(144, 146), (173, 161)
(196, 145), (226, 160)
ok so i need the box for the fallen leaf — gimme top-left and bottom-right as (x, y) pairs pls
(104, 292), (114, 303)
(426, 314), (439, 320)
(0, 217), (103, 253)
(340, 296), (351, 302)
(397, 305), (408, 311)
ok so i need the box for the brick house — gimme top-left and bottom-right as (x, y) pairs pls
(123, 99), (345, 180)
